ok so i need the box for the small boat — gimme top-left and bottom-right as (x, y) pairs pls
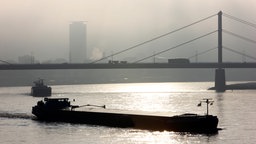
(32, 98), (218, 133)
(31, 79), (51, 97)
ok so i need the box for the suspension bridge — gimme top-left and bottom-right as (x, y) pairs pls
(1, 11), (256, 92)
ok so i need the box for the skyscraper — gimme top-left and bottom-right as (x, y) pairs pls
(69, 22), (87, 63)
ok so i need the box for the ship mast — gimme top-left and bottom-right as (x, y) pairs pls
(198, 98), (214, 115)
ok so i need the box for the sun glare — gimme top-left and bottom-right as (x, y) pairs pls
(113, 83), (186, 93)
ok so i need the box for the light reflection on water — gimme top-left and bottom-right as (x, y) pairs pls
(52, 82), (209, 93)
(0, 82), (256, 143)
(27, 122), (211, 144)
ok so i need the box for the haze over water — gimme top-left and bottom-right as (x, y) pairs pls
(0, 68), (256, 86)
(1, 1), (256, 143)
(1, 0), (256, 63)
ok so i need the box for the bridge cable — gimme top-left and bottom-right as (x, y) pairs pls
(91, 13), (217, 63)
(223, 13), (256, 29)
(0, 60), (11, 65)
(188, 47), (217, 60)
(133, 30), (218, 63)
(223, 46), (256, 61)
(223, 29), (256, 45)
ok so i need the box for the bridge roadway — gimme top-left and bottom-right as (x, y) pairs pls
(0, 63), (256, 70)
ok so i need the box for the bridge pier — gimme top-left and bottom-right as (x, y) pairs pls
(215, 68), (226, 92)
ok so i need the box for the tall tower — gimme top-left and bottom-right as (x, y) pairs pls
(69, 22), (87, 63)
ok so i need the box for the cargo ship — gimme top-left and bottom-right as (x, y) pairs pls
(31, 79), (51, 97)
(32, 98), (218, 133)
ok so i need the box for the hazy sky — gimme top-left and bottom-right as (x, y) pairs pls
(1, 0), (256, 62)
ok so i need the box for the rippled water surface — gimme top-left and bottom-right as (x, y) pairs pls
(0, 82), (256, 144)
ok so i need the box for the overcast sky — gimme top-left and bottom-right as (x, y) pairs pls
(1, 0), (256, 62)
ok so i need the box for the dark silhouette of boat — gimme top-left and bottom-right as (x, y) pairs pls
(31, 79), (51, 97)
(32, 98), (218, 133)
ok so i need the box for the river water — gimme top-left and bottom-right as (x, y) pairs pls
(0, 82), (256, 144)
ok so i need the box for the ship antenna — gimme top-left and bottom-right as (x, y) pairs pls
(197, 98), (214, 115)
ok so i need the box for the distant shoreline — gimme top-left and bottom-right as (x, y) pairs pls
(208, 82), (256, 90)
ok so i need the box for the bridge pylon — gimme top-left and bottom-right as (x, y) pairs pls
(215, 11), (226, 92)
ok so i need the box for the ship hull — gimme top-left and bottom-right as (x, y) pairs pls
(31, 87), (51, 97)
(32, 106), (218, 133)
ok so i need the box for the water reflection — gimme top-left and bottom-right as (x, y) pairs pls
(5, 82), (251, 143)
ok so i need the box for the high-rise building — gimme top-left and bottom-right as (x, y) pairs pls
(69, 22), (87, 63)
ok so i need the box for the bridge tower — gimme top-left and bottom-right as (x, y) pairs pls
(215, 11), (226, 92)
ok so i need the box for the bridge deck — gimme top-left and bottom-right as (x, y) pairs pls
(0, 63), (256, 70)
